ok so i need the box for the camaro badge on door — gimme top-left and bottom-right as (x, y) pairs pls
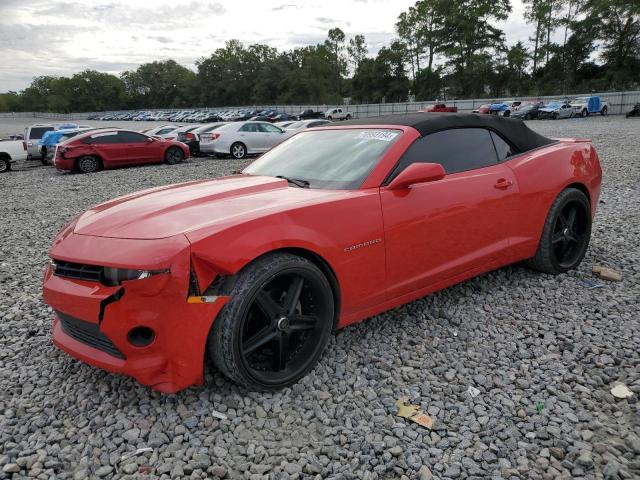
(344, 238), (382, 253)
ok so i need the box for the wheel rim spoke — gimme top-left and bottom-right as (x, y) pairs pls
(273, 333), (290, 371)
(552, 232), (564, 244)
(255, 290), (281, 319)
(566, 207), (577, 231)
(285, 276), (304, 315)
(289, 314), (317, 331)
(243, 327), (276, 355)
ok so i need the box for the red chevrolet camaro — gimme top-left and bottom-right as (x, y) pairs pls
(53, 129), (189, 173)
(43, 113), (602, 392)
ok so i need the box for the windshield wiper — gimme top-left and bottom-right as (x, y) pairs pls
(276, 175), (310, 188)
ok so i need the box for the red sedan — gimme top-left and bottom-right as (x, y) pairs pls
(43, 113), (602, 392)
(53, 129), (189, 173)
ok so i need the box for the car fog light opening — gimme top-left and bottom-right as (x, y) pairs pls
(127, 326), (155, 347)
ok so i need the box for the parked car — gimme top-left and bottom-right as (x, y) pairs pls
(569, 96), (609, 117)
(144, 125), (182, 138)
(24, 124), (55, 159)
(42, 113), (601, 392)
(284, 119), (332, 131)
(180, 123), (227, 156)
(0, 139), (27, 172)
(38, 126), (93, 163)
(324, 108), (353, 120)
(510, 102), (544, 120)
(53, 129), (189, 173)
(297, 109), (325, 120)
(538, 101), (575, 119)
(199, 121), (287, 159)
(274, 121), (297, 129)
(626, 103), (640, 118)
(419, 103), (458, 113)
(489, 100), (523, 116)
(472, 104), (491, 114)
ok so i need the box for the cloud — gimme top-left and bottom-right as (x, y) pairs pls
(315, 17), (337, 24)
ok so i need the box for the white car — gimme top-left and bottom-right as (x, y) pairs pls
(144, 125), (182, 138)
(24, 124), (55, 159)
(324, 108), (353, 120)
(200, 121), (288, 159)
(0, 139), (28, 172)
(285, 119), (332, 131)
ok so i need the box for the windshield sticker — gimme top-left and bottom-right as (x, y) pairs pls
(91, 132), (117, 138)
(356, 130), (399, 142)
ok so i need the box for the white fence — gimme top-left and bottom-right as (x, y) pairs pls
(2, 90), (639, 120)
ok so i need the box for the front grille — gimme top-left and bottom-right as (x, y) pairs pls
(57, 311), (125, 359)
(52, 259), (103, 282)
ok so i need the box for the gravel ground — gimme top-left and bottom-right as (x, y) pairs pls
(1, 116), (639, 480)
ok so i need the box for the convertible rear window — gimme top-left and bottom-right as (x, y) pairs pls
(244, 128), (401, 189)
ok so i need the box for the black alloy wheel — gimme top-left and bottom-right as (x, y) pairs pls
(165, 147), (184, 165)
(0, 157), (9, 173)
(209, 253), (334, 390)
(549, 200), (590, 269)
(526, 188), (591, 274)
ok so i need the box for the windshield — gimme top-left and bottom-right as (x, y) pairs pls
(244, 128), (401, 190)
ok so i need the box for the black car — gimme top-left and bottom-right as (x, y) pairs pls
(511, 102), (544, 120)
(297, 109), (324, 120)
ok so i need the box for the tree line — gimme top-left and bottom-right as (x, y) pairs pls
(0, 0), (637, 113)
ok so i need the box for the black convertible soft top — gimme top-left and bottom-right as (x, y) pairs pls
(342, 112), (556, 153)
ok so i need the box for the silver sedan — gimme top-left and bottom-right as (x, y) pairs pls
(200, 121), (288, 159)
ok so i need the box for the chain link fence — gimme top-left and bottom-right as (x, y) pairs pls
(2, 90), (639, 120)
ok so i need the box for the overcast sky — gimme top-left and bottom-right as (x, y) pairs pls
(0, 0), (535, 92)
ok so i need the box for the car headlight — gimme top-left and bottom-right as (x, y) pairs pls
(102, 267), (170, 286)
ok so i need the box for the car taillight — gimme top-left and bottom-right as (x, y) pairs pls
(211, 133), (221, 140)
(185, 133), (194, 140)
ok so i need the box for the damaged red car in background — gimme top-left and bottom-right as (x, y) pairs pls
(43, 113), (602, 393)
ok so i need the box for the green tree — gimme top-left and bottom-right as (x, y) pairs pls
(347, 34), (368, 74)
(122, 60), (196, 108)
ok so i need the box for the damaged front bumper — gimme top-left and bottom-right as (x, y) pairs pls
(43, 232), (228, 393)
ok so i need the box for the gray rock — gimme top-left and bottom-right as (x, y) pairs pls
(95, 466), (113, 477)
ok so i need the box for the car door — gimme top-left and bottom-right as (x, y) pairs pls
(561, 104), (573, 118)
(87, 131), (129, 165)
(237, 123), (264, 153)
(379, 128), (520, 299)
(119, 131), (158, 163)
(258, 123), (286, 150)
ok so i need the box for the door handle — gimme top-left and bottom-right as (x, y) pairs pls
(494, 178), (513, 189)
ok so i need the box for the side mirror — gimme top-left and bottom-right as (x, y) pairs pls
(387, 162), (446, 190)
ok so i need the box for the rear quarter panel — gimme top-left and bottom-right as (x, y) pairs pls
(505, 140), (602, 260)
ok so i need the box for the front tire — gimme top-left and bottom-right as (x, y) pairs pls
(526, 188), (592, 274)
(208, 253), (334, 391)
(165, 146), (184, 165)
(581, 109), (588, 118)
(601, 106), (608, 116)
(503, 110), (510, 117)
(230, 142), (247, 159)
(76, 156), (100, 173)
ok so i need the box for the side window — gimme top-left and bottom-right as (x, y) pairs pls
(260, 123), (283, 133)
(389, 128), (499, 180)
(490, 131), (516, 161)
(239, 123), (259, 133)
(86, 132), (119, 144)
(117, 132), (147, 143)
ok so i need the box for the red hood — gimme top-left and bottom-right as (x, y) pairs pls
(73, 175), (346, 240)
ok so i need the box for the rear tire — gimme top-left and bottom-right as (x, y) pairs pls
(345, 114), (352, 120)
(601, 106), (608, 116)
(526, 188), (591, 274)
(165, 146), (184, 165)
(503, 110), (511, 117)
(208, 253), (334, 391)
(230, 142), (247, 159)
(0, 157), (10, 173)
(76, 156), (100, 173)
